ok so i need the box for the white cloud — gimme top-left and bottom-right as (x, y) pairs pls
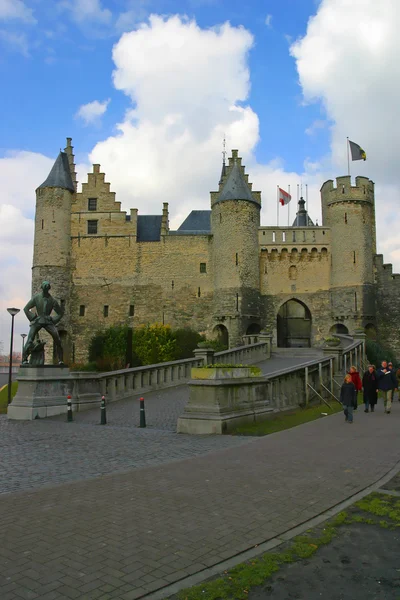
(305, 119), (326, 136)
(0, 0), (36, 23)
(0, 29), (30, 56)
(76, 99), (110, 125)
(0, 151), (53, 349)
(265, 14), (272, 28)
(290, 0), (400, 269)
(58, 0), (112, 25)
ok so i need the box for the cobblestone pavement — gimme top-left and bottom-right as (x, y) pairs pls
(0, 416), (254, 495)
(1, 402), (400, 600)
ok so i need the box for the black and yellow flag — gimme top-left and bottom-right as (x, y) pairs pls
(349, 140), (367, 161)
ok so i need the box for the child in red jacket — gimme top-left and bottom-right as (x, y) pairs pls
(349, 366), (362, 410)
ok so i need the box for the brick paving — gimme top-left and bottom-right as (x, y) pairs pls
(1, 402), (399, 599)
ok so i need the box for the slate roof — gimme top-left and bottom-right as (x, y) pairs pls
(137, 215), (162, 242)
(292, 198), (315, 227)
(216, 160), (255, 204)
(38, 152), (75, 192)
(177, 210), (211, 233)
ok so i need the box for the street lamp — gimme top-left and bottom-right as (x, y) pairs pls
(21, 333), (27, 360)
(7, 308), (20, 405)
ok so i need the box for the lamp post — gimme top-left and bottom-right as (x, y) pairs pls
(21, 333), (27, 360)
(7, 308), (20, 405)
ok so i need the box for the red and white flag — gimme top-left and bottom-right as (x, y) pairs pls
(279, 187), (291, 206)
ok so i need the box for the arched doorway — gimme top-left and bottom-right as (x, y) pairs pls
(329, 324), (349, 335)
(246, 323), (261, 335)
(277, 299), (311, 348)
(213, 324), (229, 348)
(365, 323), (377, 340)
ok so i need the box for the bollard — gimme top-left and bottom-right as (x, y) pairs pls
(100, 395), (107, 425)
(139, 397), (146, 428)
(67, 395), (73, 422)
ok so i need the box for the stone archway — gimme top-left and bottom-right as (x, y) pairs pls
(365, 323), (377, 340)
(213, 324), (229, 348)
(329, 324), (349, 335)
(277, 299), (311, 348)
(246, 323), (261, 335)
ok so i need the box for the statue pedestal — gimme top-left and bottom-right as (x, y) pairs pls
(7, 365), (72, 420)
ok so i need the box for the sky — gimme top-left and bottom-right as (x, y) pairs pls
(1, 0), (400, 350)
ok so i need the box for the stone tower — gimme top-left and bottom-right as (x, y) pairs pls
(32, 138), (76, 361)
(210, 150), (262, 347)
(320, 175), (376, 331)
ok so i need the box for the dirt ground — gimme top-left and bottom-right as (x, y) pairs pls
(249, 520), (400, 600)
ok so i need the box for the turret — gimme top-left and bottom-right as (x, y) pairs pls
(320, 175), (376, 330)
(32, 139), (75, 361)
(211, 150), (261, 347)
(292, 197), (314, 226)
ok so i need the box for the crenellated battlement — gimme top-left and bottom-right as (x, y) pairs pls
(320, 176), (374, 205)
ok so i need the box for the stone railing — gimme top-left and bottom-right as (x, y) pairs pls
(67, 340), (271, 412)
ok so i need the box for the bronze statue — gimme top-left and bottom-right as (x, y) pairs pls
(28, 338), (46, 366)
(22, 281), (64, 364)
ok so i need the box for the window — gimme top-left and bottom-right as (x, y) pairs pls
(129, 305), (135, 316)
(282, 232), (286, 242)
(79, 305), (85, 317)
(41, 219), (44, 229)
(88, 198), (97, 211)
(353, 251), (356, 264)
(235, 252), (239, 266)
(344, 212), (347, 224)
(198, 287), (201, 298)
(272, 231), (276, 242)
(103, 305), (109, 317)
(200, 263), (207, 273)
(87, 220), (98, 234)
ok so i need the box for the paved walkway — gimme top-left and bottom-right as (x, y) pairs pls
(1, 399), (400, 600)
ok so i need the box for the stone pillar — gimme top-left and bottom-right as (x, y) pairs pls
(194, 348), (215, 365)
(258, 331), (272, 359)
(323, 346), (343, 373)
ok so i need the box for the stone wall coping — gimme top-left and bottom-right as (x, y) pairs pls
(189, 377), (266, 387)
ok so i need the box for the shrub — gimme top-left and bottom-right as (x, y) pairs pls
(366, 339), (397, 367)
(172, 328), (205, 359)
(89, 325), (130, 371)
(132, 323), (177, 365)
(202, 338), (228, 352)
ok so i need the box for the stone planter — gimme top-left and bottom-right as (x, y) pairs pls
(324, 338), (341, 347)
(191, 366), (261, 380)
(177, 365), (272, 435)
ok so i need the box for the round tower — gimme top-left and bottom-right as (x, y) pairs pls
(210, 150), (261, 347)
(32, 139), (76, 361)
(320, 175), (376, 331)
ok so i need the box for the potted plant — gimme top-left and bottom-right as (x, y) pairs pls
(324, 336), (341, 347)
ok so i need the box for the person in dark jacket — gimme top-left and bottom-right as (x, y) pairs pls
(377, 361), (398, 414)
(362, 365), (378, 412)
(349, 366), (362, 409)
(340, 374), (357, 423)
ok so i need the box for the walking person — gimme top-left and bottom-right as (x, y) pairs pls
(340, 374), (357, 423)
(362, 365), (378, 412)
(348, 366), (362, 410)
(377, 360), (398, 414)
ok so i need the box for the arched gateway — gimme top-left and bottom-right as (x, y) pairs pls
(277, 299), (311, 348)
(213, 324), (229, 347)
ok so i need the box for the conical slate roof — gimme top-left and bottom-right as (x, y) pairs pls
(292, 197), (314, 227)
(219, 160), (227, 185)
(216, 160), (255, 203)
(37, 152), (75, 192)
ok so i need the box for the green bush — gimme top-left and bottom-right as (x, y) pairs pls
(172, 328), (205, 359)
(202, 338), (228, 352)
(89, 325), (131, 371)
(132, 323), (177, 365)
(366, 339), (397, 367)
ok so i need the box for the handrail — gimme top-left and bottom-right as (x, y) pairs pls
(307, 383), (333, 410)
(321, 382), (341, 404)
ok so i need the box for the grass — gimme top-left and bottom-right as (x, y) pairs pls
(0, 382), (18, 414)
(174, 493), (400, 600)
(231, 392), (364, 436)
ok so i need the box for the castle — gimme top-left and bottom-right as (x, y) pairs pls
(31, 138), (400, 363)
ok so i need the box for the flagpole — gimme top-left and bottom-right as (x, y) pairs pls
(277, 185), (279, 226)
(347, 137), (350, 176)
(305, 183), (308, 218)
(288, 184), (290, 227)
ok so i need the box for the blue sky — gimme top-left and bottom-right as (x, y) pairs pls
(1, 0), (327, 172)
(1, 0), (400, 348)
